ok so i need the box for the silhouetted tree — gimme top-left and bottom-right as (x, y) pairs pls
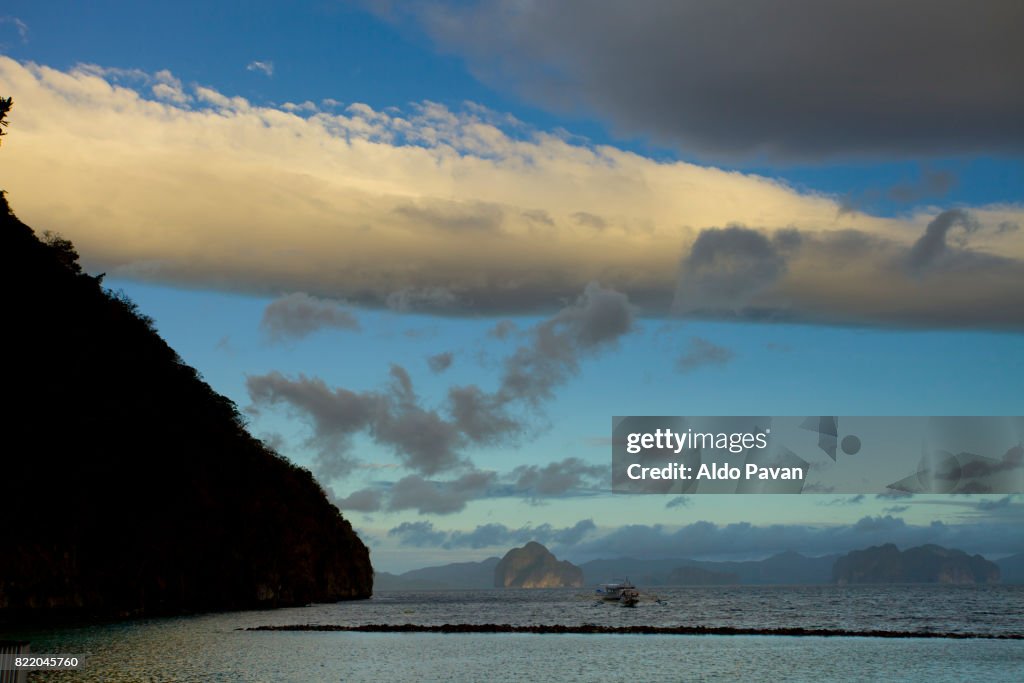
(0, 96), (11, 145)
(42, 230), (84, 274)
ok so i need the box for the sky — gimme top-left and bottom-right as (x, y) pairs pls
(1, 1), (1022, 573)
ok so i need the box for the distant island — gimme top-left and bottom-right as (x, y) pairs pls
(833, 544), (1000, 585)
(1, 193), (372, 619)
(494, 542), (583, 588)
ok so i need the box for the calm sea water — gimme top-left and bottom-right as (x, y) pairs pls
(4, 586), (1023, 682)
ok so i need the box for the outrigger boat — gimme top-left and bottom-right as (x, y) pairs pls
(595, 578), (637, 603)
(592, 578), (661, 607)
(618, 587), (640, 607)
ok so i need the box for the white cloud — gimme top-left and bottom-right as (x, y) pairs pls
(72, 63), (148, 81)
(0, 16), (28, 43)
(281, 100), (318, 113)
(0, 57), (1022, 325)
(246, 60), (274, 77)
(150, 69), (189, 104)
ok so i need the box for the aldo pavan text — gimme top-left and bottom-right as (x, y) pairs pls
(625, 462), (804, 481)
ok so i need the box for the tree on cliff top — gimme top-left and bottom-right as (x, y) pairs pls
(0, 96), (11, 144)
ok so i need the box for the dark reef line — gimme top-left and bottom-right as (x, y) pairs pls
(245, 623), (1023, 640)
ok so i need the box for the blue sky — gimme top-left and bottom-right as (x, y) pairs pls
(1, 2), (1022, 572)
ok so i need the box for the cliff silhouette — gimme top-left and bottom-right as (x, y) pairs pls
(0, 192), (372, 619)
(833, 544), (999, 585)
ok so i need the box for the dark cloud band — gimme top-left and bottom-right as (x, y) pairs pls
(410, 1), (1024, 161)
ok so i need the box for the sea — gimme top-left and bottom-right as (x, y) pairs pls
(3, 585), (1023, 682)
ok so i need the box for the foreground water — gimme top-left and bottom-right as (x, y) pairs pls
(4, 586), (1023, 681)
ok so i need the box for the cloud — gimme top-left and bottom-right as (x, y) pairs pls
(403, 1), (1024, 161)
(335, 453), (605, 515)
(876, 490), (914, 500)
(819, 495), (866, 506)
(394, 199), (503, 233)
(215, 335), (234, 354)
(248, 283), (635, 484)
(443, 523), (521, 549)
(976, 495), (1014, 511)
(488, 320), (516, 340)
(675, 337), (735, 373)
(387, 471), (496, 514)
(671, 219), (1024, 327)
(545, 519), (597, 546)
(246, 364), (467, 477)
(498, 282), (634, 405)
(426, 351), (454, 373)
(888, 169), (958, 204)
(665, 496), (690, 509)
(675, 226), (790, 313)
(388, 521), (447, 547)
(571, 211), (607, 230)
(246, 60), (274, 77)
(2, 58), (1023, 327)
(446, 384), (520, 444)
(839, 169), (959, 216)
(150, 69), (189, 104)
(905, 209), (981, 272)
(375, 373), (467, 475)
(0, 16), (28, 43)
(261, 292), (360, 343)
(386, 519), (597, 549)
(282, 101), (318, 113)
(385, 286), (458, 313)
(510, 457), (605, 498)
(334, 487), (384, 512)
(425, 282), (635, 448)
(246, 371), (381, 478)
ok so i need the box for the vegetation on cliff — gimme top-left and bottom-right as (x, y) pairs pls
(0, 159), (372, 617)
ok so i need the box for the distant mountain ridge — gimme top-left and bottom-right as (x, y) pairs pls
(377, 543), (1008, 589)
(377, 558), (500, 590)
(996, 553), (1024, 584)
(666, 566), (739, 585)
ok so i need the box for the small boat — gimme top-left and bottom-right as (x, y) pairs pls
(594, 578), (636, 601)
(619, 588), (640, 607)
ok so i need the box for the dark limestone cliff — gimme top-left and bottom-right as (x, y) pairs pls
(833, 544), (999, 585)
(494, 542), (583, 588)
(0, 193), (372, 619)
